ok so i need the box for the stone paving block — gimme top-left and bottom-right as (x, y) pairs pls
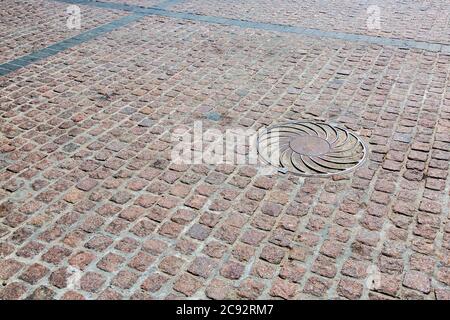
(0, 0), (127, 64)
(0, 0), (450, 301)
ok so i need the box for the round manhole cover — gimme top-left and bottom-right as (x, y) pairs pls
(257, 121), (367, 177)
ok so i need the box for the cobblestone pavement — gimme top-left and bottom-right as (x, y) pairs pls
(0, 0), (127, 64)
(0, 0), (449, 300)
(172, 0), (450, 45)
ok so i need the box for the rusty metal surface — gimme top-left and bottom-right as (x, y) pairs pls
(257, 121), (368, 177)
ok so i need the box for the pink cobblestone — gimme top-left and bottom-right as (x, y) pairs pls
(0, 0), (450, 300)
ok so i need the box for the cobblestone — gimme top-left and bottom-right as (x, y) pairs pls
(1, 0), (450, 300)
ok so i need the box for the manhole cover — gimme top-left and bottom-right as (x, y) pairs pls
(257, 121), (367, 177)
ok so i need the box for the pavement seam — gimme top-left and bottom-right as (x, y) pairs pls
(3, 0), (449, 77)
(53, 0), (450, 54)
(0, 13), (145, 77)
(0, 0), (193, 77)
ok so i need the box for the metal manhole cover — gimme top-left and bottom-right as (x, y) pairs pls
(257, 121), (367, 177)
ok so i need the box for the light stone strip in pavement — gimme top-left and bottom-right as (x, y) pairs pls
(54, 0), (450, 53)
(0, 0), (186, 76)
(2, 0), (449, 77)
(0, 13), (144, 76)
(154, 0), (186, 9)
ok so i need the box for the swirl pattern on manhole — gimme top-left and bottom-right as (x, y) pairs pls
(257, 121), (367, 177)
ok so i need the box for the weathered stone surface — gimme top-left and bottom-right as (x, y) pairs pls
(0, 0), (449, 301)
